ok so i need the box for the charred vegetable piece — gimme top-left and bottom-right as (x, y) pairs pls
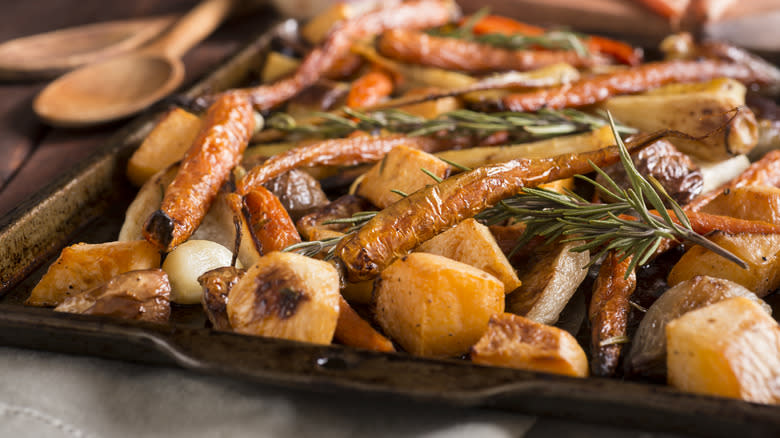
(597, 138), (703, 205)
(666, 297), (780, 404)
(416, 218), (521, 294)
(589, 252), (636, 377)
(336, 136), (659, 282)
(374, 252), (504, 357)
(227, 251), (341, 345)
(334, 296), (395, 352)
(377, 29), (602, 73)
(27, 240), (161, 307)
(356, 144), (451, 209)
(238, 134), (441, 194)
(502, 60), (765, 112)
(144, 93), (254, 251)
(296, 194), (374, 240)
(507, 240), (590, 325)
(119, 165), (178, 242)
(243, 186), (302, 255)
(471, 313), (588, 377)
(198, 266), (245, 331)
(263, 169), (329, 222)
(628, 276), (770, 379)
(54, 269), (171, 323)
(224, 0), (459, 111)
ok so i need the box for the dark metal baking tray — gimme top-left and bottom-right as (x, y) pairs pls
(0, 19), (778, 438)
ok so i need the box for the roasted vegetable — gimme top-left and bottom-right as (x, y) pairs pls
(162, 240), (237, 305)
(374, 252), (504, 357)
(27, 240), (161, 307)
(198, 266), (244, 331)
(668, 231), (780, 297)
(119, 165), (177, 242)
(126, 108), (200, 187)
(356, 144), (451, 209)
(502, 60), (764, 112)
(628, 276), (770, 378)
(346, 68), (394, 109)
(589, 252), (636, 377)
(296, 194), (373, 240)
(702, 185), (780, 224)
(144, 93), (255, 251)
(55, 269), (171, 323)
(471, 313), (588, 377)
(666, 297), (780, 404)
(416, 218), (521, 294)
(334, 296), (395, 352)
(599, 79), (758, 161)
(243, 186), (302, 255)
(377, 29), (601, 73)
(506, 240), (589, 325)
(227, 251), (341, 345)
(263, 169), (329, 221)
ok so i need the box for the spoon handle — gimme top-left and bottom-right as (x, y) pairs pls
(145, 0), (236, 58)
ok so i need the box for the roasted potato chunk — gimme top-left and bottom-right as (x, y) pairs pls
(27, 240), (161, 307)
(374, 252), (505, 357)
(417, 218), (521, 293)
(227, 252), (340, 345)
(668, 231), (780, 297)
(126, 108), (201, 186)
(119, 165), (178, 242)
(666, 297), (780, 404)
(628, 276), (770, 378)
(471, 313), (588, 377)
(506, 240), (589, 325)
(357, 144), (451, 209)
(54, 269), (171, 323)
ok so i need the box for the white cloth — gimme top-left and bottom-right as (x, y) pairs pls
(0, 346), (535, 438)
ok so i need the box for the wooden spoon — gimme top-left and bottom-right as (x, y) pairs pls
(0, 15), (178, 81)
(34, 0), (235, 128)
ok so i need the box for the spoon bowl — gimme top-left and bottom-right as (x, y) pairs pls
(34, 53), (183, 127)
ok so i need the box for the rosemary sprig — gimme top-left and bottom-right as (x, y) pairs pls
(282, 211), (377, 259)
(476, 114), (746, 275)
(267, 107), (636, 140)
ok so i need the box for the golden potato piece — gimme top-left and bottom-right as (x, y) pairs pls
(357, 144), (450, 209)
(27, 240), (161, 307)
(54, 269), (171, 323)
(126, 108), (201, 186)
(666, 297), (780, 404)
(668, 231), (780, 297)
(261, 52), (301, 83)
(374, 252), (504, 357)
(227, 251), (340, 345)
(417, 218), (521, 293)
(301, 3), (353, 44)
(702, 185), (780, 224)
(471, 313), (588, 378)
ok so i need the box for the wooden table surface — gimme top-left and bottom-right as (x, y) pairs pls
(0, 0), (276, 218)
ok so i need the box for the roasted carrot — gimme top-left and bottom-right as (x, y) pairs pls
(589, 252), (636, 377)
(335, 132), (669, 282)
(218, 0), (458, 111)
(635, 0), (690, 21)
(238, 134), (441, 195)
(377, 29), (601, 73)
(334, 296), (395, 352)
(468, 14), (642, 66)
(243, 186), (302, 255)
(346, 68), (394, 109)
(324, 53), (364, 80)
(144, 93), (254, 251)
(502, 60), (760, 112)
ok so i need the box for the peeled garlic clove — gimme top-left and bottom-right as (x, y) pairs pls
(163, 240), (239, 304)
